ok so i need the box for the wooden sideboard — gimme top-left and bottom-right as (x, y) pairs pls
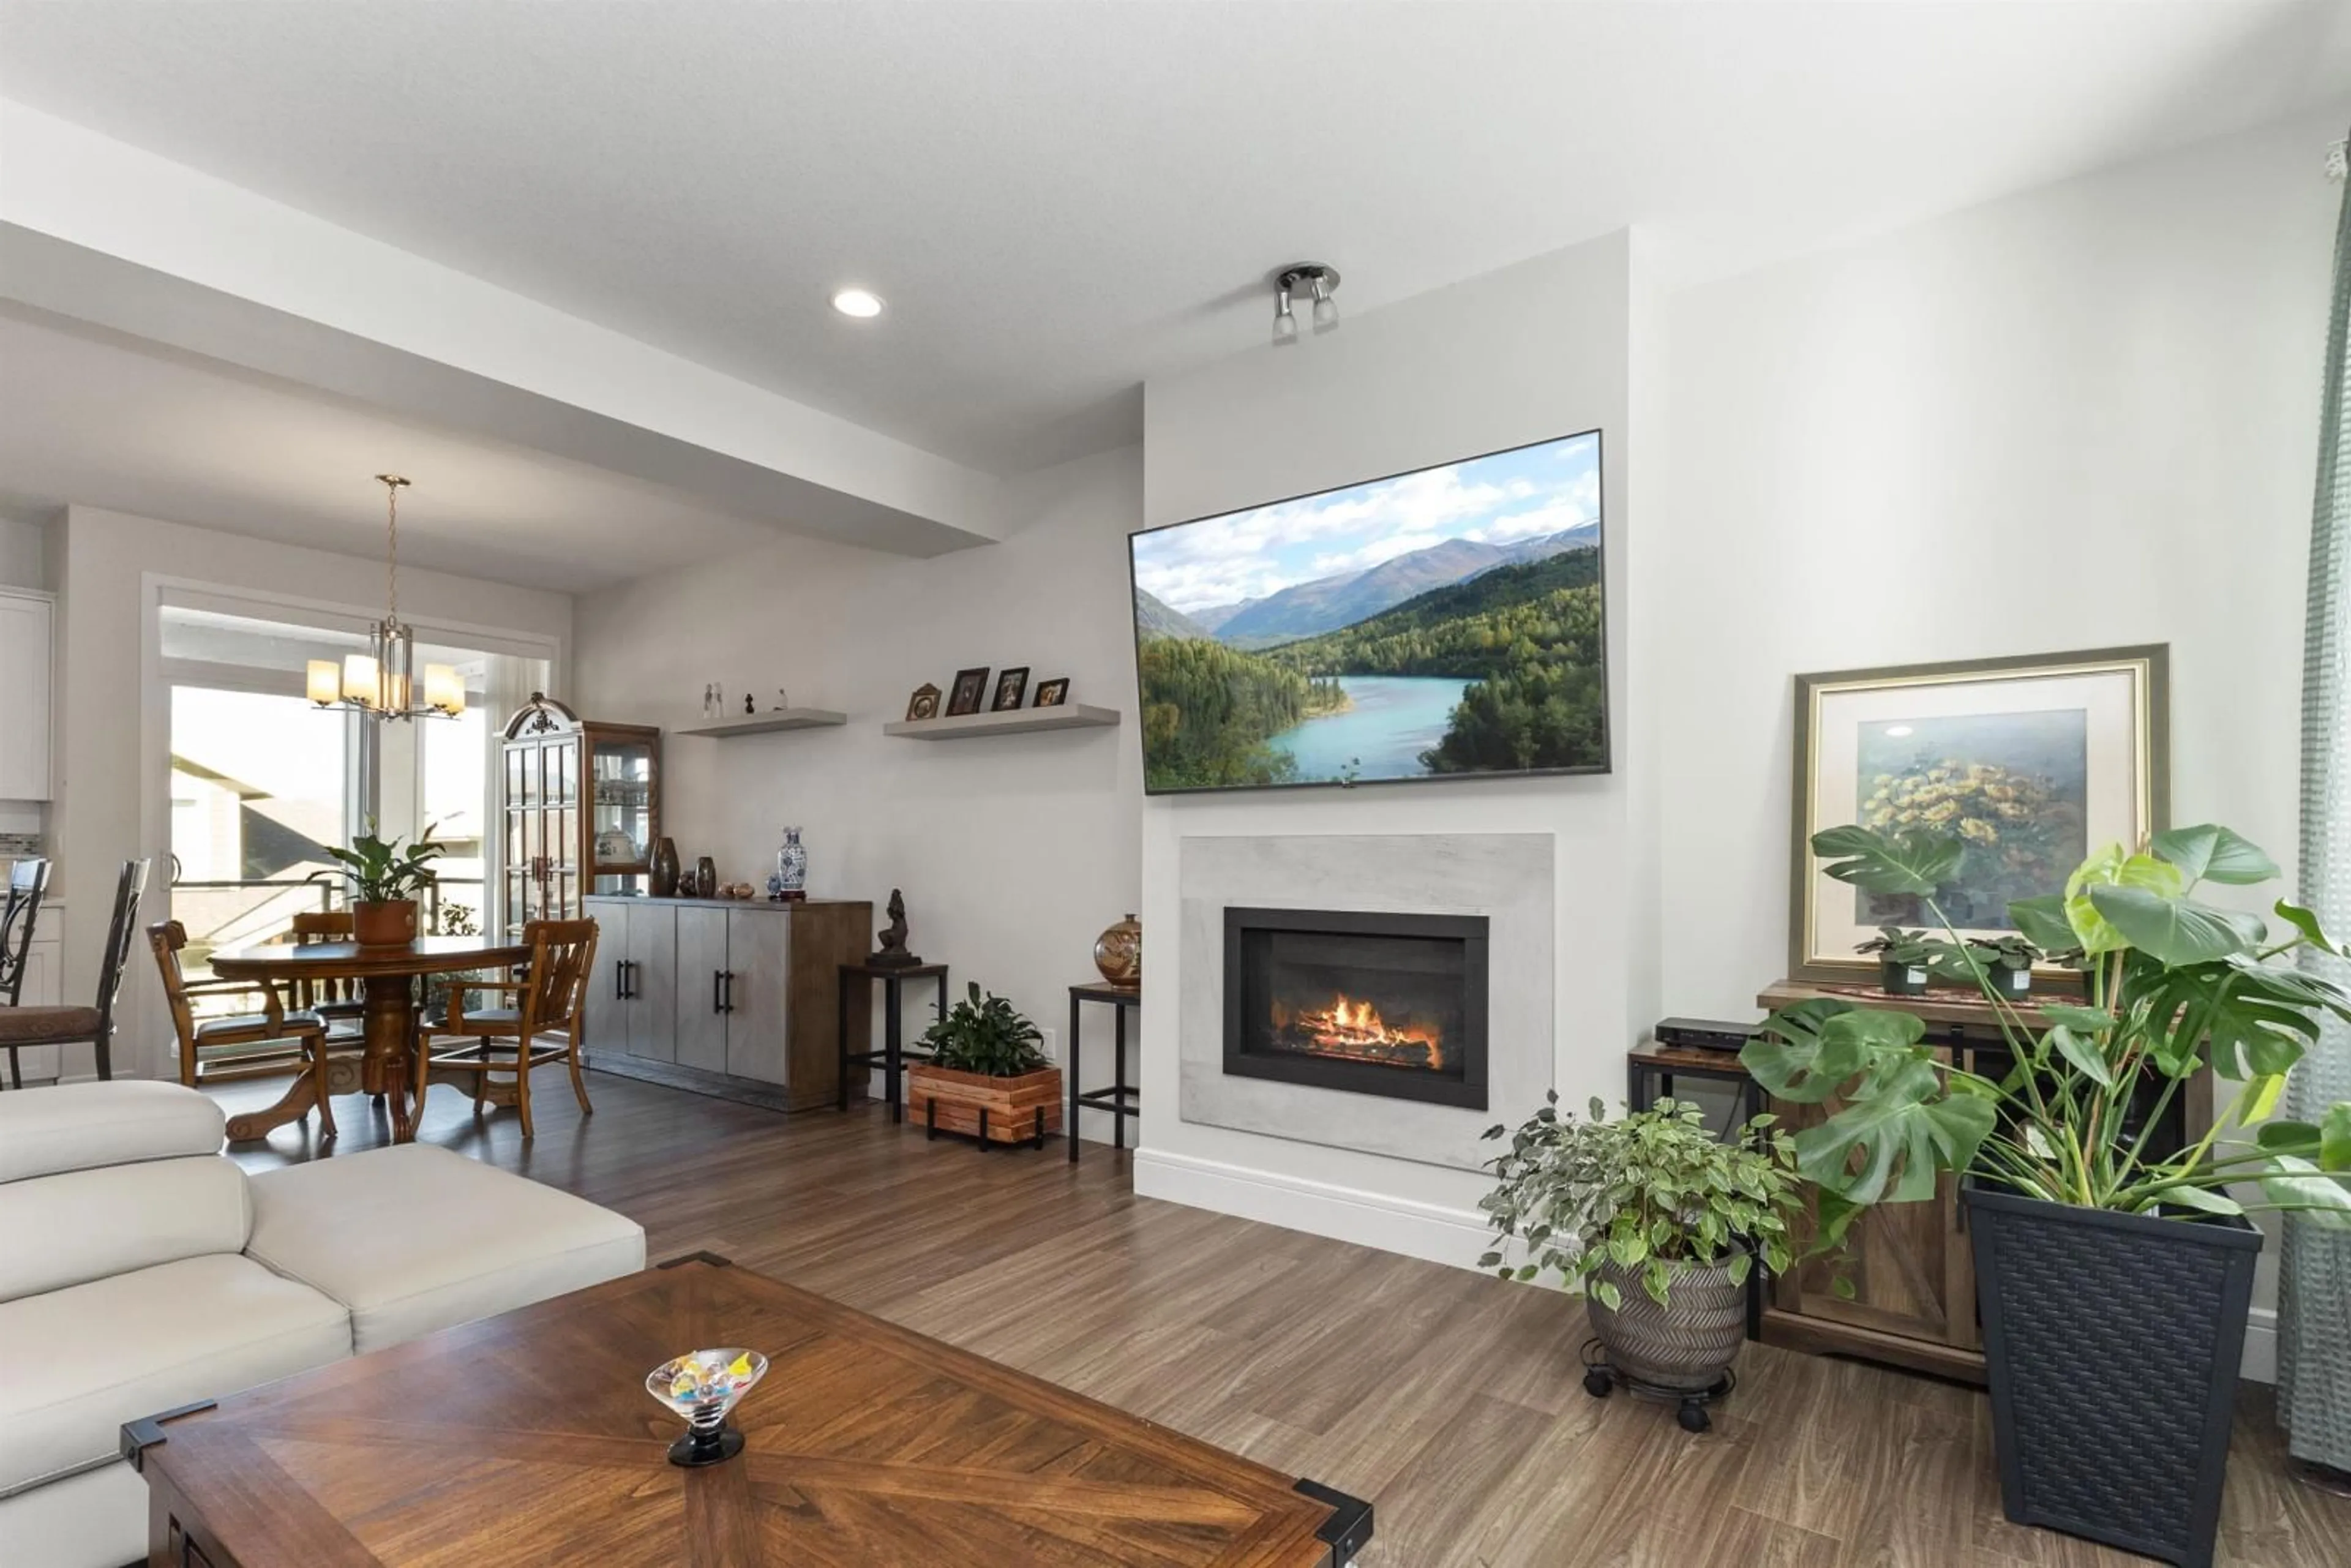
(1749, 980), (2210, 1384)
(583, 895), (871, 1111)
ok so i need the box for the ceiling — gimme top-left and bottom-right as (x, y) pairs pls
(0, 309), (777, 592)
(4, 0), (2346, 482)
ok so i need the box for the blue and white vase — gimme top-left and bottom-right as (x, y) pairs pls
(775, 827), (808, 900)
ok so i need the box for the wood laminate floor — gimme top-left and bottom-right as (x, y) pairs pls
(219, 1072), (2350, 1568)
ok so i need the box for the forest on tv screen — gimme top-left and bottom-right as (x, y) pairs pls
(1136, 546), (1607, 790)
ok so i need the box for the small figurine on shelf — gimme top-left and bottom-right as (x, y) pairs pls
(871, 888), (921, 968)
(772, 688), (790, 711)
(743, 692), (756, 715)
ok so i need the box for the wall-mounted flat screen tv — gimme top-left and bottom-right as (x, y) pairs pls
(1130, 430), (1608, 794)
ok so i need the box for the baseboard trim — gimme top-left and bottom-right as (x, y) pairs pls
(1131, 1148), (1488, 1270)
(2243, 1305), (2276, 1384)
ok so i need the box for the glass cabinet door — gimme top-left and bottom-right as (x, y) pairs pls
(590, 735), (656, 896)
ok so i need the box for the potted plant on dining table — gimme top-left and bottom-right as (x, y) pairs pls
(1744, 822), (2351, 1568)
(313, 823), (445, 946)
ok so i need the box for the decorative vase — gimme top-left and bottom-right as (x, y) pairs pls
(1967, 1187), (2259, 1567)
(774, 827), (808, 902)
(1093, 913), (1141, 989)
(651, 838), (681, 898)
(694, 857), (718, 898)
(1584, 1252), (1747, 1395)
(353, 899), (419, 947)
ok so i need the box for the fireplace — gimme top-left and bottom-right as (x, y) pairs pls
(1223, 907), (1489, 1110)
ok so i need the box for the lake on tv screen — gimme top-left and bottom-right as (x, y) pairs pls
(1131, 432), (1607, 792)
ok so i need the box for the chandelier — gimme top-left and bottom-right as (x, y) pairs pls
(306, 475), (464, 721)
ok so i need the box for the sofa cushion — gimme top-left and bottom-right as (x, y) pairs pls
(0, 1155), (250, 1303)
(246, 1144), (645, 1354)
(0, 1447), (152, 1568)
(0, 1081), (223, 1184)
(0, 1252), (350, 1494)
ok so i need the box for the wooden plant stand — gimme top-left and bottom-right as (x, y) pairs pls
(908, 1063), (1063, 1150)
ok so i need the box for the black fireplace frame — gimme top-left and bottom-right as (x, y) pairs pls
(1222, 906), (1490, 1110)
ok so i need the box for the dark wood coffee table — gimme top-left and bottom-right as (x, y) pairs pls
(124, 1255), (1371, 1566)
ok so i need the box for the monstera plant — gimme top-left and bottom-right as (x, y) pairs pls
(1747, 823), (2351, 1238)
(1745, 821), (2351, 1564)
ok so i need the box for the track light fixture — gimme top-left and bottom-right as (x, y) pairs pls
(1271, 263), (1340, 347)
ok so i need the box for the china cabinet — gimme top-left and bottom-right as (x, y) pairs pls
(498, 693), (661, 939)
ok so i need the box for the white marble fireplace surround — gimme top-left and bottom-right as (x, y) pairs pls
(1178, 833), (1554, 1173)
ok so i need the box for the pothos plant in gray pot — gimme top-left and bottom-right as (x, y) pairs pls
(1745, 822), (2351, 1568)
(1479, 1095), (1802, 1431)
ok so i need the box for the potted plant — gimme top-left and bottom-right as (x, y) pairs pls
(313, 823), (445, 946)
(1963, 932), (2043, 998)
(1853, 925), (1938, 994)
(1745, 822), (2351, 1567)
(1477, 1094), (1802, 1431)
(907, 983), (1063, 1149)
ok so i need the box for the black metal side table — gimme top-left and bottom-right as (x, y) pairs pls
(1068, 982), (1140, 1163)
(839, 961), (948, 1123)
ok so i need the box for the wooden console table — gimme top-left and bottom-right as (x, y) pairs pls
(1742, 980), (2210, 1384)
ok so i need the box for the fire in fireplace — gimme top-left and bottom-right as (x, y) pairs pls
(1224, 907), (1488, 1110)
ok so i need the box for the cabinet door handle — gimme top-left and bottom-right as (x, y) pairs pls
(623, 959), (637, 999)
(721, 970), (736, 1014)
(714, 969), (725, 1015)
(615, 959), (626, 1002)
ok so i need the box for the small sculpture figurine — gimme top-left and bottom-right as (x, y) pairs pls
(743, 692), (756, 715)
(871, 888), (921, 968)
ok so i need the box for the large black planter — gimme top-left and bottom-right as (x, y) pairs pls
(1966, 1187), (2260, 1568)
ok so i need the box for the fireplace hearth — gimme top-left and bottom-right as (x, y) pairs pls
(1223, 907), (1488, 1110)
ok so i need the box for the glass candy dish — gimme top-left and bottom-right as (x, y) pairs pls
(645, 1347), (767, 1467)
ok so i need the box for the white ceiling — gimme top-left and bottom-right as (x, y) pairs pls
(4, 0), (2346, 480)
(0, 310), (778, 592)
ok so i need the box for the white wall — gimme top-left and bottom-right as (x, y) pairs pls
(1661, 108), (2335, 1019)
(1658, 110), (2339, 1375)
(50, 503), (572, 1078)
(0, 511), (53, 589)
(572, 447), (1144, 1109)
(1134, 232), (1649, 1258)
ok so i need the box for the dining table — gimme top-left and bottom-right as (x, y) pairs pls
(209, 933), (531, 1142)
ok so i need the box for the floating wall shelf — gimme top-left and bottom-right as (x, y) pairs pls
(676, 708), (848, 738)
(883, 704), (1122, 741)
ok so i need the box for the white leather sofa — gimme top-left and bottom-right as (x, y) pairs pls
(0, 1081), (646, 1568)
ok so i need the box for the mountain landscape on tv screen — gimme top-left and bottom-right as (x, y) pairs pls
(1129, 433), (1607, 792)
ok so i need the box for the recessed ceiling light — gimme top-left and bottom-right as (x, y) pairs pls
(831, 288), (884, 319)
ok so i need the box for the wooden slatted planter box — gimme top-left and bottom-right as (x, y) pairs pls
(907, 1063), (1062, 1149)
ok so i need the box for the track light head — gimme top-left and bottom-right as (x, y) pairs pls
(1270, 264), (1340, 346)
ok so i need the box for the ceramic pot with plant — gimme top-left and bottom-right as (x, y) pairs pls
(312, 824), (444, 946)
(1745, 823), (2351, 1567)
(907, 983), (1063, 1149)
(1853, 925), (1937, 994)
(1965, 934), (2042, 998)
(1479, 1095), (1801, 1429)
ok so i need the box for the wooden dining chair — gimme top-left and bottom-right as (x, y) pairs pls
(0, 859), (146, 1086)
(416, 918), (597, 1138)
(287, 910), (368, 1041)
(150, 919), (336, 1138)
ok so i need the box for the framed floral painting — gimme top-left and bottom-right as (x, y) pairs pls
(1789, 645), (2169, 984)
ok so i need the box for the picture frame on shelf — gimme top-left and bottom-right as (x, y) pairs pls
(991, 667), (1030, 712)
(1032, 678), (1069, 708)
(905, 683), (943, 722)
(947, 668), (991, 717)
(1789, 644), (2169, 985)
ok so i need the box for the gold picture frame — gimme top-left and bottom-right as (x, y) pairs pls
(1789, 645), (2169, 985)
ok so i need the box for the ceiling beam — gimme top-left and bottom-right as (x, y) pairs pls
(0, 100), (1005, 556)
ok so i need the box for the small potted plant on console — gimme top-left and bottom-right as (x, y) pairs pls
(1854, 925), (1938, 994)
(1963, 932), (2043, 998)
(907, 983), (1063, 1150)
(1477, 1094), (1801, 1431)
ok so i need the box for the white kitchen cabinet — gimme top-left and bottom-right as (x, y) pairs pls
(0, 589), (54, 801)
